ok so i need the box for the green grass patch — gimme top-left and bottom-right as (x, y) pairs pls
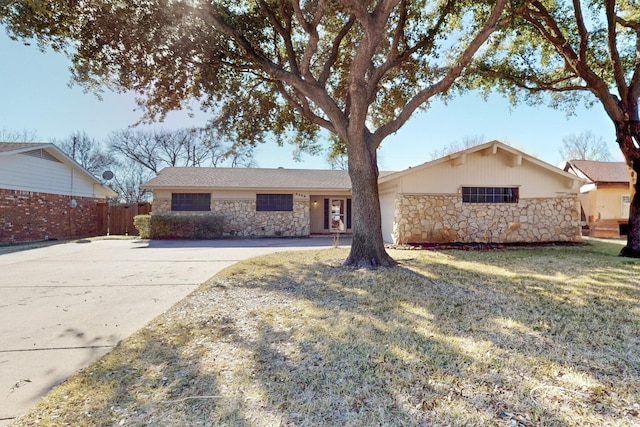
(13, 240), (640, 426)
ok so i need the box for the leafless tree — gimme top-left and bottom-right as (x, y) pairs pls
(429, 135), (486, 160)
(109, 128), (255, 173)
(559, 131), (613, 162)
(54, 131), (117, 176)
(0, 128), (38, 142)
(109, 159), (153, 203)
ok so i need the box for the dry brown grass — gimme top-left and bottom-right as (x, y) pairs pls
(12, 240), (640, 426)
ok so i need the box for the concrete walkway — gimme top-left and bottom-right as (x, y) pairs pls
(0, 237), (349, 424)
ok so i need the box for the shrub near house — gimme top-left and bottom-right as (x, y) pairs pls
(133, 214), (224, 239)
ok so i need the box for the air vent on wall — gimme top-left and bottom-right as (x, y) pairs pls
(21, 149), (62, 163)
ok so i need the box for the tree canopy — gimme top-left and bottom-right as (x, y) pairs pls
(467, 0), (640, 256)
(471, 0), (639, 160)
(1, 0), (515, 266)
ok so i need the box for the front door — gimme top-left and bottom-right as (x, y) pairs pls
(330, 199), (346, 232)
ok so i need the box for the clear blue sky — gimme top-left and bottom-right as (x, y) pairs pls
(0, 31), (622, 171)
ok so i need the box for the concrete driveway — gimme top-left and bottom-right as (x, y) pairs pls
(0, 237), (349, 424)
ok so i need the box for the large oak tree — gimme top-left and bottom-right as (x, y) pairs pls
(1, 0), (515, 266)
(470, 0), (640, 257)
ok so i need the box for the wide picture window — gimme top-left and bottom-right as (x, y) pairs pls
(462, 187), (519, 203)
(256, 194), (293, 211)
(171, 193), (211, 211)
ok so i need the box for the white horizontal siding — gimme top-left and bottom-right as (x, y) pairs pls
(0, 153), (101, 198)
(379, 187), (397, 243)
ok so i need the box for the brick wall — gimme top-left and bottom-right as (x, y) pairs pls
(0, 189), (103, 243)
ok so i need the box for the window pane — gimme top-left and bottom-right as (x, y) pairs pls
(256, 194), (293, 211)
(462, 187), (519, 203)
(171, 193), (211, 211)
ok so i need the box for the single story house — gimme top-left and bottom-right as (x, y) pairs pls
(141, 141), (584, 244)
(141, 167), (358, 237)
(0, 142), (117, 243)
(563, 160), (634, 238)
(380, 141), (584, 244)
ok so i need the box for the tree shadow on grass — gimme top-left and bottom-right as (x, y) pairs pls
(217, 244), (640, 426)
(14, 321), (255, 427)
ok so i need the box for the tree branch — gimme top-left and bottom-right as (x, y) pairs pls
(340, 0), (372, 25)
(258, 0), (299, 75)
(617, 15), (640, 107)
(572, 0), (589, 63)
(520, 1), (624, 121)
(199, 3), (347, 130)
(347, 0), (401, 139)
(291, 0), (325, 80)
(276, 82), (335, 131)
(369, 0), (454, 93)
(605, 0), (628, 102)
(476, 67), (589, 92)
(319, 14), (355, 85)
(372, 0), (508, 147)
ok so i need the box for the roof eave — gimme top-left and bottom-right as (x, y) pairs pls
(141, 185), (352, 192)
(0, 143), (51, 155)
(379, 140), (586, 184)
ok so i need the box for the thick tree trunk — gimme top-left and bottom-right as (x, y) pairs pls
(344, 137), (396, 268)
(616, 120), (640, 257)
(620, 158), (640, 257)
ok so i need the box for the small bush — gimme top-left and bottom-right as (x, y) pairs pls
(133, 215), (151, 239)
(149, 214), (224, 239)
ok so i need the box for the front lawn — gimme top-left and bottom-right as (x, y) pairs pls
(14, 240), (639, 426)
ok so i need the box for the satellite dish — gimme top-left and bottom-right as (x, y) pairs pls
(102, 170), (114, 180)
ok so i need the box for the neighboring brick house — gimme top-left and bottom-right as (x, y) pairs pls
(563, 160), (635, 238)
(142, 141), (584, 244)
(0, 142), (117, 243)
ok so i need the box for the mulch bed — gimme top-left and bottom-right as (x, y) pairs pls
(387, 241), (585, 251)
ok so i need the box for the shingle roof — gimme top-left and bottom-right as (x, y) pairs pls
(0, 142), (48, 153)
(568, 160), (630, 183)
(142, 167), (356, 190)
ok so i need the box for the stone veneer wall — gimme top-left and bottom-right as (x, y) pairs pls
(0, 189), (102, 243)
(151, 197), (310, 237)
(393, 194), (581, 244)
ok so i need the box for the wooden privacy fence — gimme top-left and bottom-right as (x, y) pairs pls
(96, 202), (151, 236)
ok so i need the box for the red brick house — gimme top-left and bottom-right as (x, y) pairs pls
(0, 142), (117, 243)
